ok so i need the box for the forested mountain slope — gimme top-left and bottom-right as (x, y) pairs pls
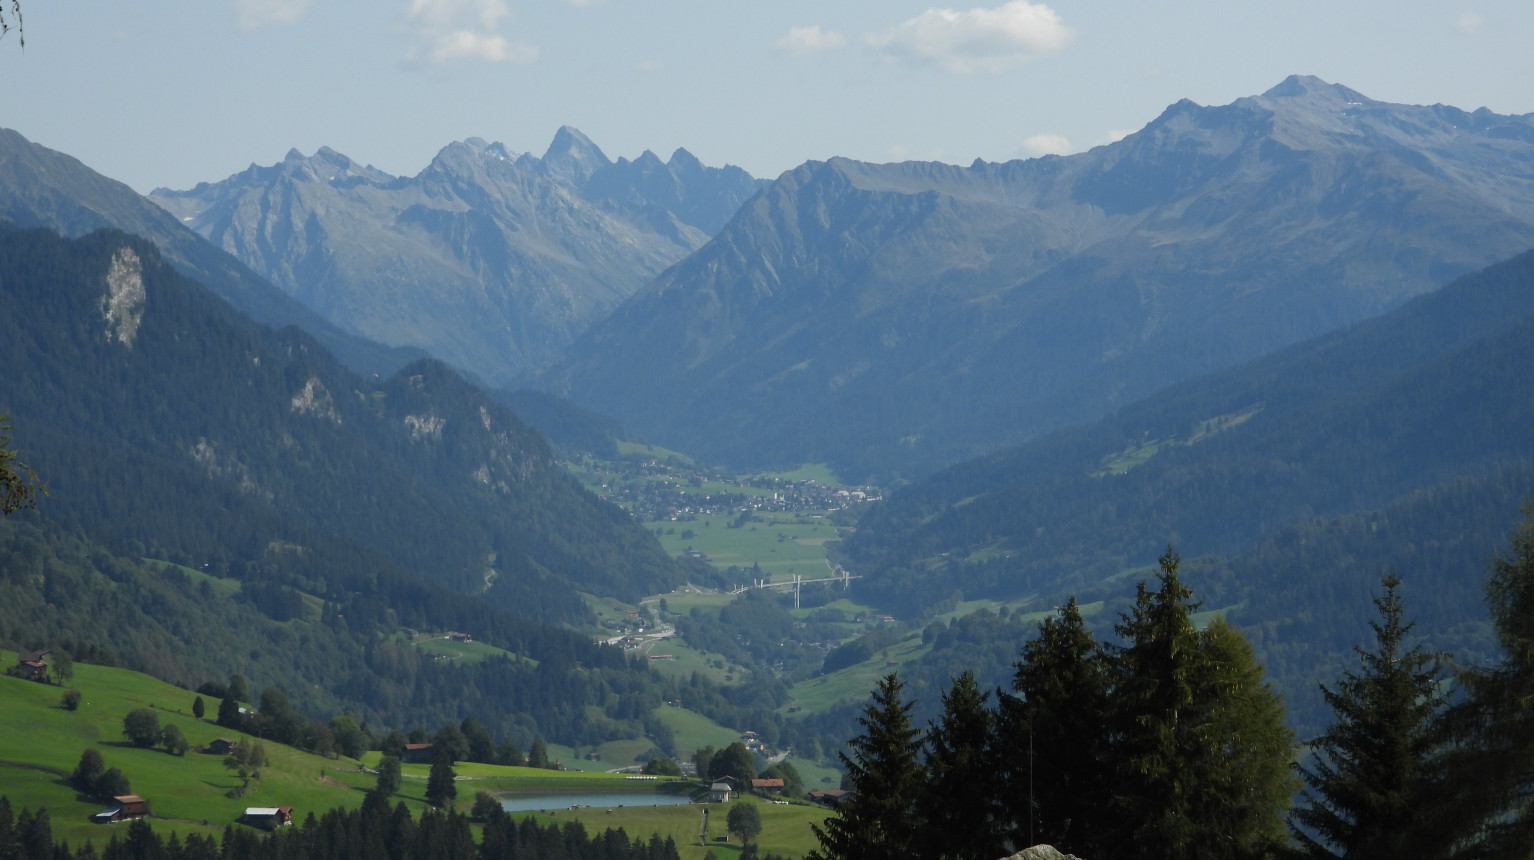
(151, 129), (766, 386)
(0, 128), (419, 378)
(836, 247), (1534, 729)
(538, 76), (1534, 481)
(0, 225), (687, 621)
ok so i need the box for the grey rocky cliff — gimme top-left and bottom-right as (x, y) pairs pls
(151, 129), (766, 387)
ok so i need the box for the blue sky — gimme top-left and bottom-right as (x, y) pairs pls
(4, 1), (1531, 193)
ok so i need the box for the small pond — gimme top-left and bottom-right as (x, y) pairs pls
(500, 792), (695, 812)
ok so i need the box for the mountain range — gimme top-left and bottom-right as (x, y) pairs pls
(838, 245), (1534, 729)
(0, 224), (686, 620)
(534, 76), (1534, 481)
(0, 128), (421, 379)
(150, 129), (767, 387)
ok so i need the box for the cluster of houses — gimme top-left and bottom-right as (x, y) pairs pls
(85, 737), (296, 830)
(90, 791), (294, 830)
(707, 775), (787, 803)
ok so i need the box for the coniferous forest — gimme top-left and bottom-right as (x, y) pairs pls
(807, 515), (1534, 860)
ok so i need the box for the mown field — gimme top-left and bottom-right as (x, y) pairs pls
(0, 649), (376, 847)
(0, 650), (832, 857)
(648, 515), (840, 576)
(518, 796), (830, 860)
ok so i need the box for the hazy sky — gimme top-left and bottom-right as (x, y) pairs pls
(4, 1), (1531, 193)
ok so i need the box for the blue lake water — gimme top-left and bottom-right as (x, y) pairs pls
(500, 792), (695, 812)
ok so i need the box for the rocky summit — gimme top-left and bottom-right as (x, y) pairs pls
(151, 129), (766, 387)
(536, 76), (1534, 481)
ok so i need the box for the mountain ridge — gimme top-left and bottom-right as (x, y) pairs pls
(152, 129), (768, 386)
(535, 76), (1534, 481)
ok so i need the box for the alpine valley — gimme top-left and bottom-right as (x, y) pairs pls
(3, 73), (1534, 858)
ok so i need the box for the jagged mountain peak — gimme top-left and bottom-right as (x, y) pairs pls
(149, 127), (763, 387)
(541, 79), (1534, 481)
(540, 125), (612, 185)
(668, 147), (702, 172)
(460, 136), (518, 161)
(1260, 73), (1372, 105)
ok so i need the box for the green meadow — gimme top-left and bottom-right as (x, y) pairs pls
(648, 516), (840, 575)
(0, 649), (377, 847)
(515, 796), (830, 860)
(0, 650), (830, 857)
(784, 636), (932, 715)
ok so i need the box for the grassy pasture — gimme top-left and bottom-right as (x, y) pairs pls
(752, 464), (842, 484)
(409, 634), (521, 665)
(639, 638), (736, 685)
(514, 796), (830, 860)
(651, 705), (743, 755)
(614, 441), (696, 465)
(0, 650), (378, 847)
(649, 518), (839, 575)
(142, 559), (242, 599)
(784, 637), (932, 715)
(0, 651), (842, 857)
(657, 586), (735, 614)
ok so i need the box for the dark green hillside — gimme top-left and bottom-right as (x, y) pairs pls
(0, 225), (684, 618)
(836, 248), (1534, 731)
(0, 127), (420, 378)
(0, 514), (646, 745)
(846, 247), (1534, 610)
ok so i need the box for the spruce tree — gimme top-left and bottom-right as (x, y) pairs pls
(1438, 513), (1534, 858)
(920, 670), (1002, 860)
(809, 673), (924, 860)
(1290, 574), (1447, 860)
(425, 752), (458, 808)
(1106, 547), (1295, 860)
(1108, 548), (1204, 859)
(1000, 596), (1111, 856)
(1184, 618), (1296, 859)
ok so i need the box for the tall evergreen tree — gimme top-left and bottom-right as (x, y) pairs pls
(425, 753), (457, 808)
(1290, 574), (1448, 859)
(809, 673), (924, 860)
(1184, 618), (1296, 860)
(919, 670), (1002, 860)
(373, 755), (403, 800)
(1438, 512), (1534, 858)
(1000, 596), (1111, 856)
(1106, 547), (1295, 860)
(1108, 547), (1204, 859)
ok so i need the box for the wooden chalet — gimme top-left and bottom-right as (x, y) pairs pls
(93, 795), (150, 823)
(207, 737), (239, 755)
(16, 649), (50, 682)
(402, 743), (435, 764)
(751, 778), (785, 795)
(243, 807), (295, 828)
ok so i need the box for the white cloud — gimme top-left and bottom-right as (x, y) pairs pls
(1455, 11), (1484, 34)
(866, 1), (1071, 74)
(775, 25), (847, 55)
(1022, 133), (1072, 156)
(428, 30), (537, 63)
(235, 0), (312, 29)
(400, 0), (536, 65)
